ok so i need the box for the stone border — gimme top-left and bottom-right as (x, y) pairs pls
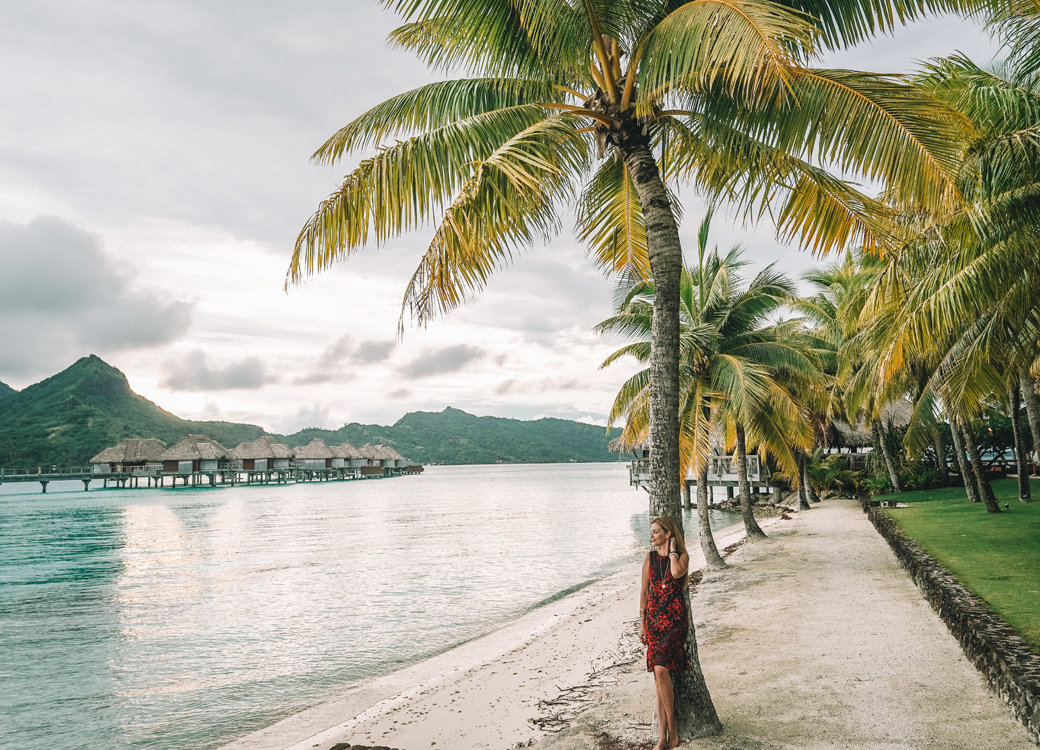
(865, 504), (1040, 745)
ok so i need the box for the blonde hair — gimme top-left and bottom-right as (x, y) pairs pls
(651, 516), (689, 587)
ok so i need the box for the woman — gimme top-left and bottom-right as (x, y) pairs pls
(640, 516), (690, 750)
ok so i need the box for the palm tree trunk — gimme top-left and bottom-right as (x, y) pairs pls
(949, 418), (982, 504)
(960, 421), (1001, 513)
(1009, 384), (1031, 502)
(872, 419), (902, 493)
(697, 462), (728, 569)
(734, 422), (766, 539)
(796, 452), (811, 510)
(802, 454), (819, 505)
(932, 428), (950, 486)
(622, 138), (722, 738)
(1020, 371), (1040, 475)
(804, 450), (821, 503)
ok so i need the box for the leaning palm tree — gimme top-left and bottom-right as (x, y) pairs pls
(287, 1), (982, 737)
(598, 226), (814, 558)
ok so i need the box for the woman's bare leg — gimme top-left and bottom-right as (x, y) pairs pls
(653, 673), (666, 750)
(654, 665), (678, 747)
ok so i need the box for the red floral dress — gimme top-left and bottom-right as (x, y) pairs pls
(645, 552), (689, 672)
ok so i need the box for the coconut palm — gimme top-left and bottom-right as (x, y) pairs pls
(287, 1), (983, 736)
(598, 220), (814, 558)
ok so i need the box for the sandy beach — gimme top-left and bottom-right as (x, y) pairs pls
(222, 500), (1033, 750)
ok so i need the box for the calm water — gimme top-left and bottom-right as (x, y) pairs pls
(0, 463), (735, 749)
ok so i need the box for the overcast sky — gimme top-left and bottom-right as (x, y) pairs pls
(0, 2), (1001, 433)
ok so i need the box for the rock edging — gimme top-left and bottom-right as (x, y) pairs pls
(865, 504), (1040, 746)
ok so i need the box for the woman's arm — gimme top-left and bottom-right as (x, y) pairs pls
(668, 539), (689, 579)
(669, 551), (689, 580)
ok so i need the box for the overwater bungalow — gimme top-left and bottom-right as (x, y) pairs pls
(358, 443), (381, 465)
(294, 438), (335, 470)
(357, 443), (389, 476)
(159, 434), (231, 476)
(90, 438), (167, 475)
(231, 436), (293, 472)
(330, 442), (363, 471)
(338, 442), (366, 470)
(384, 445), (407, 469)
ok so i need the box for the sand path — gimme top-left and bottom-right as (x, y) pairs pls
(540, 498), (1032, 749)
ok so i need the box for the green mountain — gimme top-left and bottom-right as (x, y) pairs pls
(0, 380), (15, 401)
(0, 355), (265, 467)
(0, 357), (622, 467)
(284, 406), (622, 465)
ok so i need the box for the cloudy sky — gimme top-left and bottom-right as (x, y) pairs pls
(0, 2), (1001, 433)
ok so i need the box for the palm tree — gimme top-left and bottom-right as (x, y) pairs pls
(286, 1), (983, 737)
(598, 219), (814, 557)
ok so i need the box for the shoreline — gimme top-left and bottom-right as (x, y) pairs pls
(220, 519), (756, 750)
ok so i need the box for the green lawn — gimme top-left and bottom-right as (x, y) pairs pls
(883, 478), (1040, 652)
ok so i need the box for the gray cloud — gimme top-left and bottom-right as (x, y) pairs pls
(355, 340), (395, 364)
(162, 349), (275, 391)
(388, 388), (411, 399)
(494, 377), (581, 396)
(298, 336), (393, 383)
(0, 216), (193, 379)
(318, 335), (354, 368)
(399, 344), (485, 379)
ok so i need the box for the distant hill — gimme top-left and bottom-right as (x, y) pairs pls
(0, 355), (265, 467)
(0, 357), (622, 466)
(0, 380), (15, 401)
(284, 406), (622, 465)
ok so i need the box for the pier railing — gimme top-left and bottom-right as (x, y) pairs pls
(1, 466), (93, 480)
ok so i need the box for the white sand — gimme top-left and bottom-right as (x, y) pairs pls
(222, 501), (1034, 750)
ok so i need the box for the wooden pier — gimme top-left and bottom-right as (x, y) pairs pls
(0, 467), (95, 493)
(627, 454), (776, 507)
(0, 463), (422, 494)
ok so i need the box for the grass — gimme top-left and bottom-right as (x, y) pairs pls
(883, 478), (1040, 653)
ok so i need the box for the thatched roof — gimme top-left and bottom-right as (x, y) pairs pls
(376, 444), (404, 461)
(232, 435), (293, 460)
(293, 438), (335, 459)
(91, 438), (167, 464)
(359, 443), (393, 460)
(358, 443), (379, 459)
(330, 442), (363, 460)
(159, 434), (229, 461)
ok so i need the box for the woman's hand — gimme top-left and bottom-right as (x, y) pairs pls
(669, 537), (676, 554)
(639, 623), (648, 645)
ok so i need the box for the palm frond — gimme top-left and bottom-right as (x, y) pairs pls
(638, 0), (817, 108)
(287, 104), (550, 286)
(399, 116), (591, 326)
(313, 78), (562, 163)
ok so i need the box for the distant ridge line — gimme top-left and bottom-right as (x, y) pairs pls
(0, 356), (622, 467)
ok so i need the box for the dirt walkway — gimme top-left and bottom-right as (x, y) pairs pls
(537, 498), (1032, 749)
